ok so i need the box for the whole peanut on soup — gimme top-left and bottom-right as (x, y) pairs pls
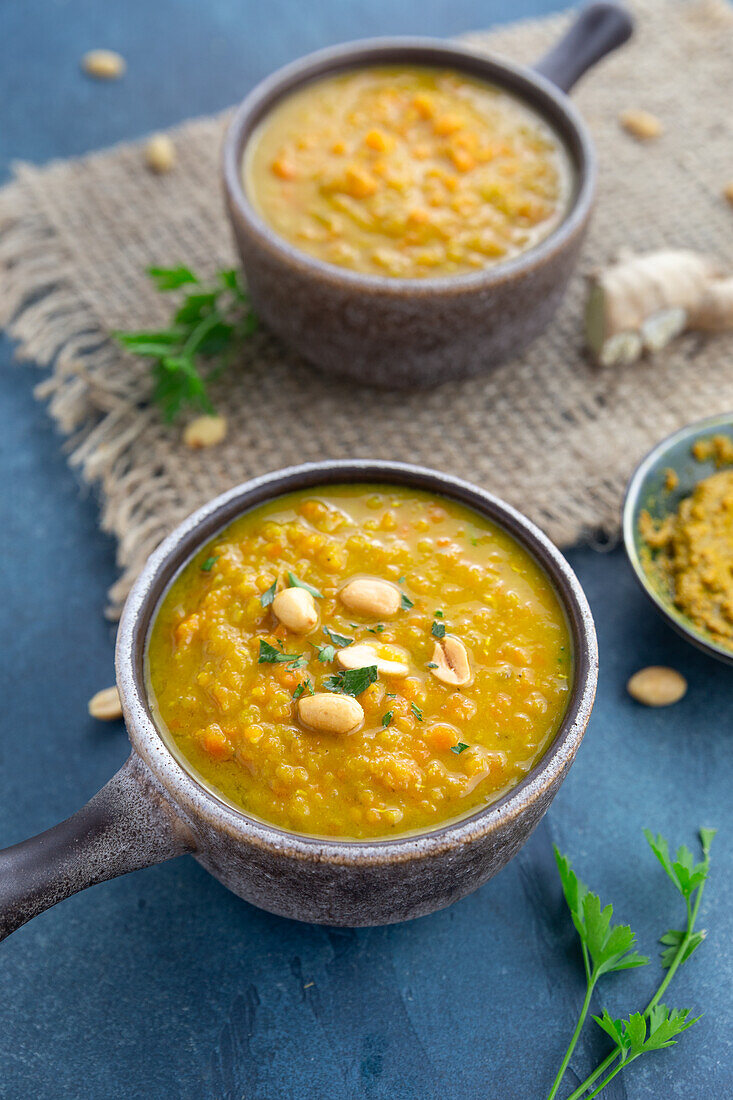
(339, 577), (401, 618)
(298, 693), (364, 734)
(273, 586), (319, 633)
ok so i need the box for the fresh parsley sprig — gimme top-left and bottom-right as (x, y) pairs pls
(546, 852), (648, 1100)
(560, 827), (716, 1100)
(115, 266), (257, 421)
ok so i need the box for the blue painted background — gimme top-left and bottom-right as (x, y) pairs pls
(0, 2), (730, 1097)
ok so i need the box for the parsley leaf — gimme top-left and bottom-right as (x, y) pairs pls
(323, 666), (378, 697)
(426, 661), (438, 669)
(400, 593), (414, 610)
(410, 702), (423, 722)
(451, 742), (469, 754)
(258, 640), (303, 665)
(431, 621), (446, 639)
(292, 678), (314, 701)
(287, 572), (323, 599)
(260, 580), (277, 607)
(312, 643), (336, 663)
(200, 555), (218, 572)
(115, 266), (258, 421)
(381, 711), (393, 727)
(323, 626), (353, 648)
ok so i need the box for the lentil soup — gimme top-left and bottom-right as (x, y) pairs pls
(243, 66), (573, 278)
(147, 485), (572, 839)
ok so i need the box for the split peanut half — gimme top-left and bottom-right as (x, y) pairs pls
(337, 642), (409, 678)
(430, 635), (471, 687)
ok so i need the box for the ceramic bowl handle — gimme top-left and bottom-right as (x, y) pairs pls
(534, 1), (633, 94)
(0, 753), (195, 941)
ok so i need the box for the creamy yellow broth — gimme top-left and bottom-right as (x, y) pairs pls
(147, 485), (572, 839)
(244, 66), (572, 278)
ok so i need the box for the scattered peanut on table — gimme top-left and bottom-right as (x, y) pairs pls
(627, 666), (687, 707)
(619, 108), (663, 140)
(88, 686), (123, 720)
(81, 49), (126, 80)
(182, 414), (227, 449)
(144, 134), (176, 174)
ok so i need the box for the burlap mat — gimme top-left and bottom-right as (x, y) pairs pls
(1, 0), (732, 618)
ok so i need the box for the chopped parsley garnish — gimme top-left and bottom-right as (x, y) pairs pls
(260, 580), (277, 607)
(258, 639), (303, 666)
(311, 642), (336, 663)
(400, 592), (414, 611)
(434, 609), (443, 618)
(287, 572), (323, 599)
(366, 624), (385, 635)
(200, 555), (218, 572)
(431, 621), (446, 639)
(323, 626), (353, 648)
(397, 575), (406, 584)
(426, 661), (438, 669)
(323, 665), (378, 697)
(381, 711), (393, 727)
(410, 702), (423, 722)
(292, 678), (314, 701)
(451, 742), (469, 754)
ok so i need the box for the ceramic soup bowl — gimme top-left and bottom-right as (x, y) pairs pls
(223, 3), (633, 388)
(0, 462), (597, 940)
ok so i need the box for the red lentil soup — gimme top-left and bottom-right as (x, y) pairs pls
(243, 66), (572, 278)
(146, 485), (572, 839)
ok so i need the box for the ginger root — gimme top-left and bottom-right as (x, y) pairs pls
(585, 249), (733, 366)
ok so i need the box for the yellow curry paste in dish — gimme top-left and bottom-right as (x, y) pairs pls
(147, 485), (572, 839)
(244, 66), (572, 278)
(640, 439), (733, 652)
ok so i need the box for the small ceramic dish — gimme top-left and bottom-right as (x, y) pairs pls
(623, 412), (733, 665)
(0, 462), (597, 940)
(222, 3), (633, 388)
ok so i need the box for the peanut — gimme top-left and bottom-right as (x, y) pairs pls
(339, 577), (401, 618)
(430, 635), (471, 687)
(183, 415), (227, 449)
(627, 666), (687, 707)
(337, 642), (409, 678)
(619, 109), (663, 140)
(144, 134), (176, 174)
(272, 587), (318, 633)
(298, 693), (364, 734)
(88, 685), (123, 720)
(81, 49), (126, 80)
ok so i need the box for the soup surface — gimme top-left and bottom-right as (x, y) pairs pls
(244, 66), (572, 278)
(147, 485), (572, 839)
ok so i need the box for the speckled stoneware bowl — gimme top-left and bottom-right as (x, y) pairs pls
(222, 3), (632, 388)
(623, 412), (733, 666)
(0, 462), (597, 940)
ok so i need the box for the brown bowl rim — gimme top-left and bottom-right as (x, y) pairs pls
(221, 36), (596, 296)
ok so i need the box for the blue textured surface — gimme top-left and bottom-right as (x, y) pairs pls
(0, 2), (731, 1098)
